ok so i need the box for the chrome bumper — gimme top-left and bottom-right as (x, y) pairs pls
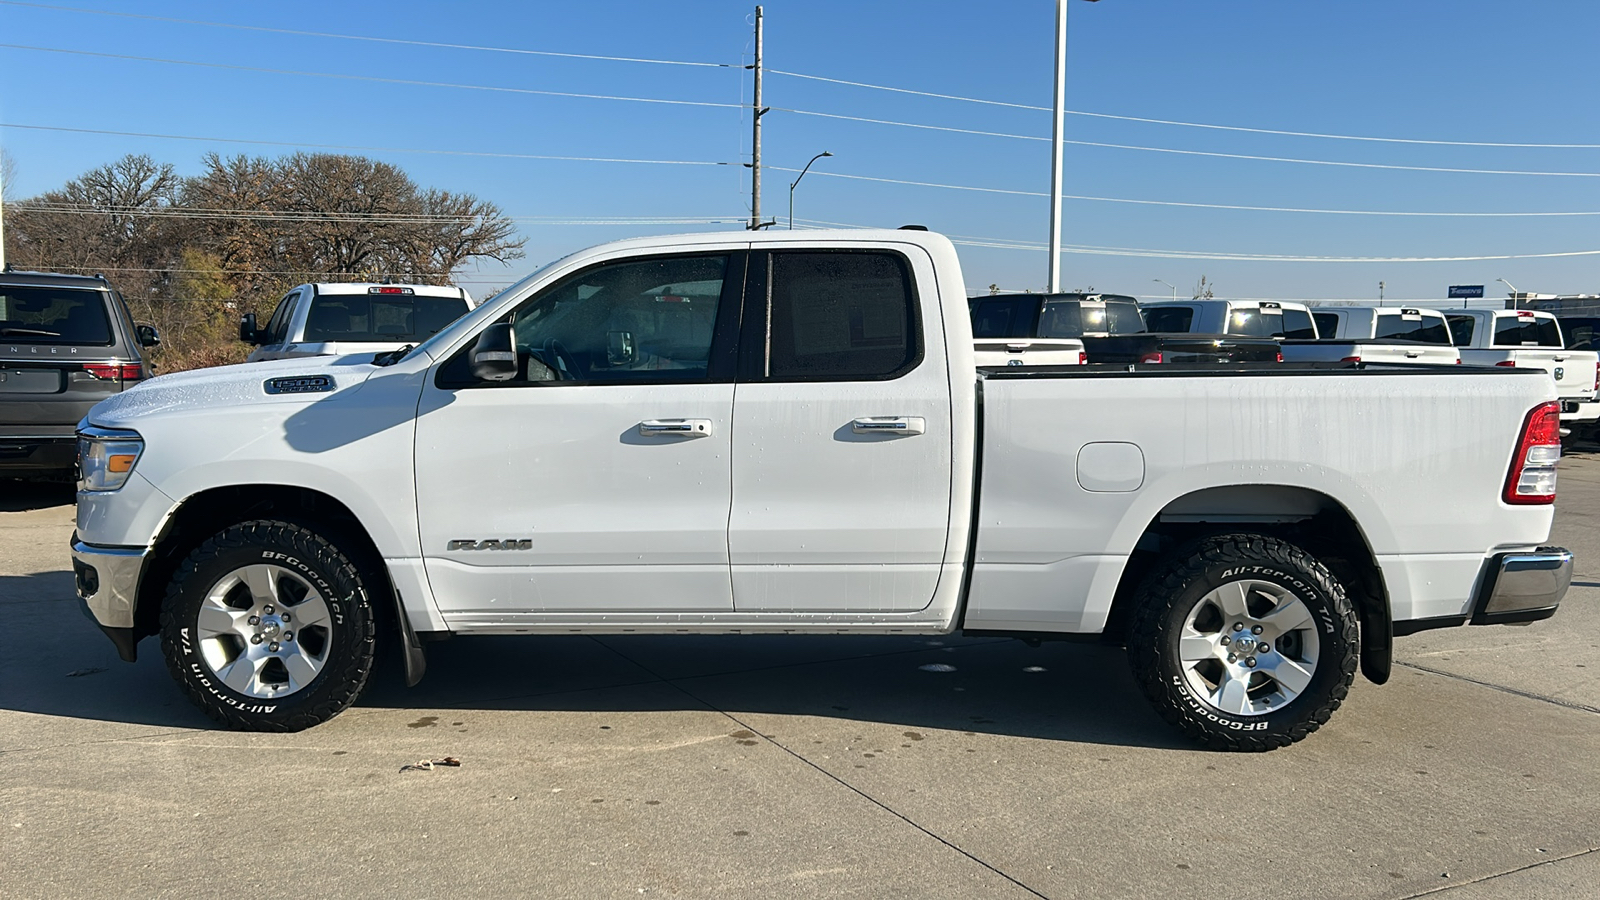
(1471, 547), (1573, 625)
(71, 537), (147, 629)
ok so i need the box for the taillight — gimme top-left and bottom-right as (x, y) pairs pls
(1138, 352), (1163, 364)
(1455, 358), (1462, 364)
(1495, 360), (1518, 368)
(1077, 351), (1087, 365)
(1275, 351), (1284, 363)
(1504, 401), (1562, 505)
(83, 364), (142, 381)
(1340, 356), (1362, 363)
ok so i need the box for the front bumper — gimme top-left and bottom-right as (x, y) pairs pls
(1471, 546), (1572, 625)
(71, 536), (147, 630)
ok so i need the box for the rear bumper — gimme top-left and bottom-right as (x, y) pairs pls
(0, 435), (75, 472)
(1470, 546), (1572, 625)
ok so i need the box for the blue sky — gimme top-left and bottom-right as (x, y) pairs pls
(2, 0), (1598, 303)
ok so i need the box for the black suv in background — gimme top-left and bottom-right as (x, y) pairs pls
(1, 269), (159, 479)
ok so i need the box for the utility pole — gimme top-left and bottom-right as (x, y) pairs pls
(1047, 0), (1067, 292)
(0, 158), (7, 270)
(748, 6), (767, 231)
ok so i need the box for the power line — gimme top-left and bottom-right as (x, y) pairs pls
(769, 166), (1600, 216)
(774, 109), (1600, 178)
(0, 43), (744, 109)
(0, 122), (733, 167)
(767, 68), (1600, 150)
(0, 0), (732, 68)
(789, 218), (1600, 263)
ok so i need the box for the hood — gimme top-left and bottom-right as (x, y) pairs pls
(84, 354), (380, 428)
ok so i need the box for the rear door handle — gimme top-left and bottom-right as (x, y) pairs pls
(852, 416), (926, 436)
(639, 418), (713, 437)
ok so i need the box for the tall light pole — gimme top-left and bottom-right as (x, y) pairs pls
(789, 151), (832, 230)
(1048, 0), (1099, 293)
(1497, 277), (1519, 309)
(1153, 278), (1176, 300)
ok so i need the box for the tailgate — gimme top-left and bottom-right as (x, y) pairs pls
(0, 359), (123, 429)
(1355, 344), (1460, 365)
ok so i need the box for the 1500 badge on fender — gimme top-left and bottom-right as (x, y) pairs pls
(447, 539), (532, 551)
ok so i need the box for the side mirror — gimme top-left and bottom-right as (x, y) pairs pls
(136, 324), (161, 348)
(239, 313), (261, 345)
(470, 323), (518, 382)
(606, 330), (636, 366)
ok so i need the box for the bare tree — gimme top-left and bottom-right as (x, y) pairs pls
(1192, 276), (1216, 300)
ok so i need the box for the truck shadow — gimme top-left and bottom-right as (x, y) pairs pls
(0, 479), (75, 512)
(2, 577), (1186, 749)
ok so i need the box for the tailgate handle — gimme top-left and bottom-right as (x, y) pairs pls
(1405, 350), (1422, 358)
(852, 416), (926, 436)
(639, 418), (713, 438)
(1554, 355), (1569, 362)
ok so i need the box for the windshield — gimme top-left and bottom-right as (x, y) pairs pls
(303, 294), (469, 343)
(1375, 314), (1452, 344)
(0, 286), (113, 345)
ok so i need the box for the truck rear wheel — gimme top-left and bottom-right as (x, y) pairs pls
(1126, 533), (1358, 751)
(158, 520), (376, 731)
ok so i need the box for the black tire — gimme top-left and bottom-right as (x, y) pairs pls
(158, 520), (377, 731)
(1127, 533), (1359, 752)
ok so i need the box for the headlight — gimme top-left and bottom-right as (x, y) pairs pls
(78, 425), (145, 492)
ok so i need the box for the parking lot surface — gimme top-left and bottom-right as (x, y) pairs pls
(3, 456), (1598, 899)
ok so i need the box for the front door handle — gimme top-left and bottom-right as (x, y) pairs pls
(639, 418), (713, 438)
(852, 416), (926, 436)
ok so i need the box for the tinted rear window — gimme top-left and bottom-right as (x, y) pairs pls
(766, 251), (918, 380)
(1038, 299), (1145, 337)
(1282, 308), (1317, 339)
(302, 294), (469, 343)
(1375, 314), (1452, 344)
(1447, 315), (1475, 346)
(1228, 308), (1283, 337)
(1313, 312), (1340, 338)
(0, 286), (113, 345)
(1561, 318), (1600, 350)
(1492, 315), (1563, 348)
(1143, 307), (1194, 333)
(970, 297), (1034, 338)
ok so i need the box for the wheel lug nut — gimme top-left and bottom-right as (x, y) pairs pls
(269, 642), (280, 652)
(264, 605), (275, 614)
(250, 635), (263, 644)
(284, 631), (294, 642)
(1227, 654), (1237, 663)
(281, 613), (290, 623)
(1258, 642), (1271, 653)
(1245, 658), (1257, 668)
(1251, 625), (1264, 635)
(1220, 636), (1231, 646)
(1232, 623), (1244, 631)
(248, 616), (260, 625)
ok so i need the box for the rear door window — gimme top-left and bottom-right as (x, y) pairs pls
(761, 251), (919, 380)
(1447, 315), (1476, 346)
(1143, 306), (1194, 333)
(0, 286), (113, 346)
(1376, 314), (1452, 344)
(303, 293), (471, 343)
(1493, 315), (1564, 347)
(1313, 312), (1341, 338)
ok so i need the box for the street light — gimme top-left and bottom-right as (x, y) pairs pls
(1152, 278), (1176, 300)
(1497, 277), (1520, 309)
(788, 151), (833, 230)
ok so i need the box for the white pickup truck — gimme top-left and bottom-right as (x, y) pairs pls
(1294, 306), (1461, 366)
(1447, 309), (1600, 427)
(71, 230), (1573, 751)
(1142, 299), (1320, 340)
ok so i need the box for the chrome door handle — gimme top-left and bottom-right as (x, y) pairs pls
(639, 418), (713, 437)
(851, 416), (926, 436)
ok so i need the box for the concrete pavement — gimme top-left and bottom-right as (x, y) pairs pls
(2, 465), (1596, 899)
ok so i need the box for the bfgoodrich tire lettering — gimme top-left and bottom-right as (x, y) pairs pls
(1127, 533), (1359, 752)
(158, 520), (377, 731)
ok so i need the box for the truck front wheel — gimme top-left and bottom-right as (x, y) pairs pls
(158, 520), (377, 731)
(1126, 534), (1359, 751)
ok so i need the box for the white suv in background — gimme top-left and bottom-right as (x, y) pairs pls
(241, 282), (475, 362)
